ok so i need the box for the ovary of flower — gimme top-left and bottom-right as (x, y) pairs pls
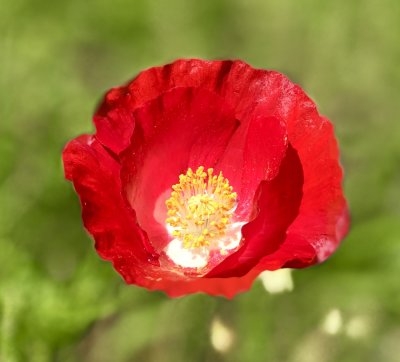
(165, 166), (237, 249)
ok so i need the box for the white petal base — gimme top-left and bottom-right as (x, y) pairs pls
(165, 222), (245, 269)
(165, 239), (210, 268)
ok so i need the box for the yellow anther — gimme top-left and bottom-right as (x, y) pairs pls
(165, 166), (237, 249)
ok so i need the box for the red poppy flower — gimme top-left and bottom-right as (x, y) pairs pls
(63, 59), (349, 298)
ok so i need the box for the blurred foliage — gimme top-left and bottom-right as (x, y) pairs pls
(1, 0), (400, 361)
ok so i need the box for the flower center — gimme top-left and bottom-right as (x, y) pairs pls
(165, 166), (237, 249)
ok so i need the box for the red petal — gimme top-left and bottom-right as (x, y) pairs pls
(113, 253), (260, 298)
(206, 145), (304, 277)
(119, 87), (239, 250)
(62, 135), (157, 263)
(215, 112), (287, 220)
(255, 235), (316, 270)
(94, 87), (136, 154)
(284, 92), (350, 264)
(93, 60), (296, 156)
(253, 94), (349, 270)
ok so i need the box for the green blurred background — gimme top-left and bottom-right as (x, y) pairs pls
(1, 0), (400, 361)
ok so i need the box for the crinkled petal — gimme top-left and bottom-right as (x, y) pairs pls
(284, 91), (350, 264)
(62, 135), (157, 264)
(93, 60), (296, 156)
(113, 253), (260, 298)
(94, 87), (136, 154)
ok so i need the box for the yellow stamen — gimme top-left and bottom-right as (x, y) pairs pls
(165, 166), (237, 249)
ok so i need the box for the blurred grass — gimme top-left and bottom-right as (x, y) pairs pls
(1, 0), (400, 361)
